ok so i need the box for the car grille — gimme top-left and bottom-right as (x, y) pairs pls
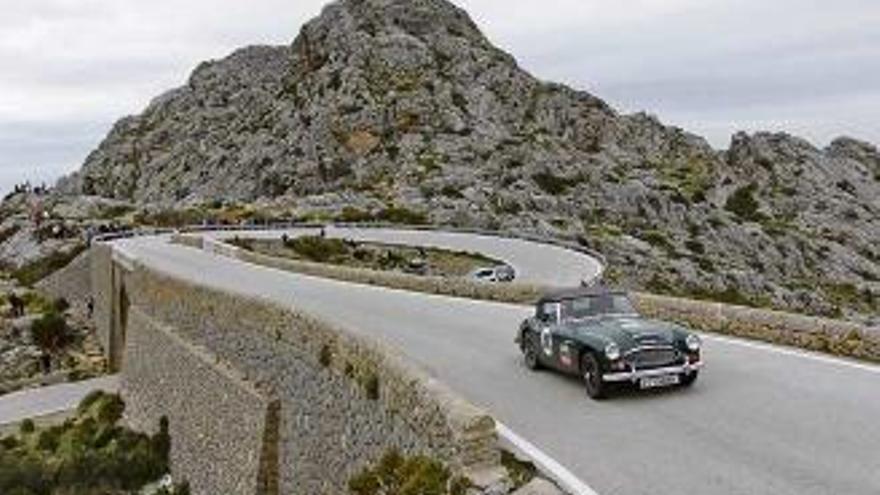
(628, 347), (680, 369)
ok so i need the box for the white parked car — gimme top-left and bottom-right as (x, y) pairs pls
(470, 264), (516, 283)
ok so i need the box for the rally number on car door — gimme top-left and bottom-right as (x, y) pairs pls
(540, 327), (553, 357)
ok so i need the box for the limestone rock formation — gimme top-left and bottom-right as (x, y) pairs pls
(50, 0), (880, 324)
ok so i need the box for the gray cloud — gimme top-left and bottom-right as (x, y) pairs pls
(0, 0), (878, 194)
(0, 120), (108, 192)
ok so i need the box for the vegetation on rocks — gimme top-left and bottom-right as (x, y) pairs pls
(348, 449), (471, 495)
(0, 392), (171, 495)
(532, 172), (581, 196)
(285, 236), (349, 263)
(500, 450), (538, 490)
(30, 311), (72, 355)
(724, 183), (764, 222)
(374, 207), (429, 226)
(1, 287), (105, 396)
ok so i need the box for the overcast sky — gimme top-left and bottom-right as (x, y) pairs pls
(1, 0), (879, 195)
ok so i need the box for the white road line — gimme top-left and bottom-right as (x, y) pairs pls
(701, 333), (880, 374)
(497, 422), (600, 495)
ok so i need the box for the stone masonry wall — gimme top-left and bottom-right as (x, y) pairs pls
(35, 249), (92, 313)
(90, 244), (113, 354)
(123, 262), (500, 494)
(123, 307), (278, 495)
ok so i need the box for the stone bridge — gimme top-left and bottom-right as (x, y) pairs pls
(91, 240), (507, 495)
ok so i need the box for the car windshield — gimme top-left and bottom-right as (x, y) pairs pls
(561, 294), (636, 320)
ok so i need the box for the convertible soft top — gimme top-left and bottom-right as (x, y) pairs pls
(537, 285), (628, 305)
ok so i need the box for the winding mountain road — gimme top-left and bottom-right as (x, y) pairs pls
(3, 229), (878, 495)
(109, 232), (880, 495)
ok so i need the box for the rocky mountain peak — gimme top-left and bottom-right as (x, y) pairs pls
(827, 137), (880, 176)
(47, 0), (880, 325)
(727, 131), (818, 167)
(308, 0), (485, 42)
(289, 0), (498, 83)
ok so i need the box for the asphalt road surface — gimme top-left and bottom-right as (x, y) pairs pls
(114, 235), (880, 495)
(0, 375), (119, 426)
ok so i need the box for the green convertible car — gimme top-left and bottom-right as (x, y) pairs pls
(516, 286), (703, 399)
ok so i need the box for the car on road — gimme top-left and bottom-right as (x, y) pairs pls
(515, 286), (703, 399)
(470, 264), (516, 283)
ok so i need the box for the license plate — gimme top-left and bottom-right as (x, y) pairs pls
(640, 374), (680, 389)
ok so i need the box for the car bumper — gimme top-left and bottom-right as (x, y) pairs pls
(602, 361), (704, 383)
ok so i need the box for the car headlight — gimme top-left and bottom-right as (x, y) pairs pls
(686, 334), (701, 352)
(605, 343), (621, 361)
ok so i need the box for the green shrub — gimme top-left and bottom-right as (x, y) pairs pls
(0, 392), (170, 494)
(31, 311), (71, 354)
(0, 225), (21, 244)
(362, 372), (380, 401)
(823, 282), (878, 314)
(532, 172), (579, 195)
(725, 183), (764, 222)
(376, 206), (428, 225)
(337, 207), (376, 223)
(0, 435), (18, 450)
(94, 394), (125, 425)
(21, 292), (53, 315)
(319, 344), (333, 368)
(697, 256), (716, 273)
(495, 199), (522, 215)
(377, 250), (408, 270)
(53, 297), (70, 313)
(640, 230), (673, 251)
(685, 239), (705, 255)
(653, 156), (713, 203)
(97, 204), (134, 220)
(500, 450), (537, 489)
(645, 275), (673, 294)
(439, 185), (464, 199)
(287, 236), (349, 263)
(77, 390), (106, 415)
(19, 420), (35, 435)
(349, 449), (469, 495)
(708, 216), (726, 229)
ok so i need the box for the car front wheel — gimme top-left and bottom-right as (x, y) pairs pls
(523, 334), (542, 371)
(581, 353), (606, 400)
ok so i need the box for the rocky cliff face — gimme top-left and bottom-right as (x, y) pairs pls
(55, 0), (880, 324)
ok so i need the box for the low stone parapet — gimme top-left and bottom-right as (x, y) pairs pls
(632, 292), (880, 363)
